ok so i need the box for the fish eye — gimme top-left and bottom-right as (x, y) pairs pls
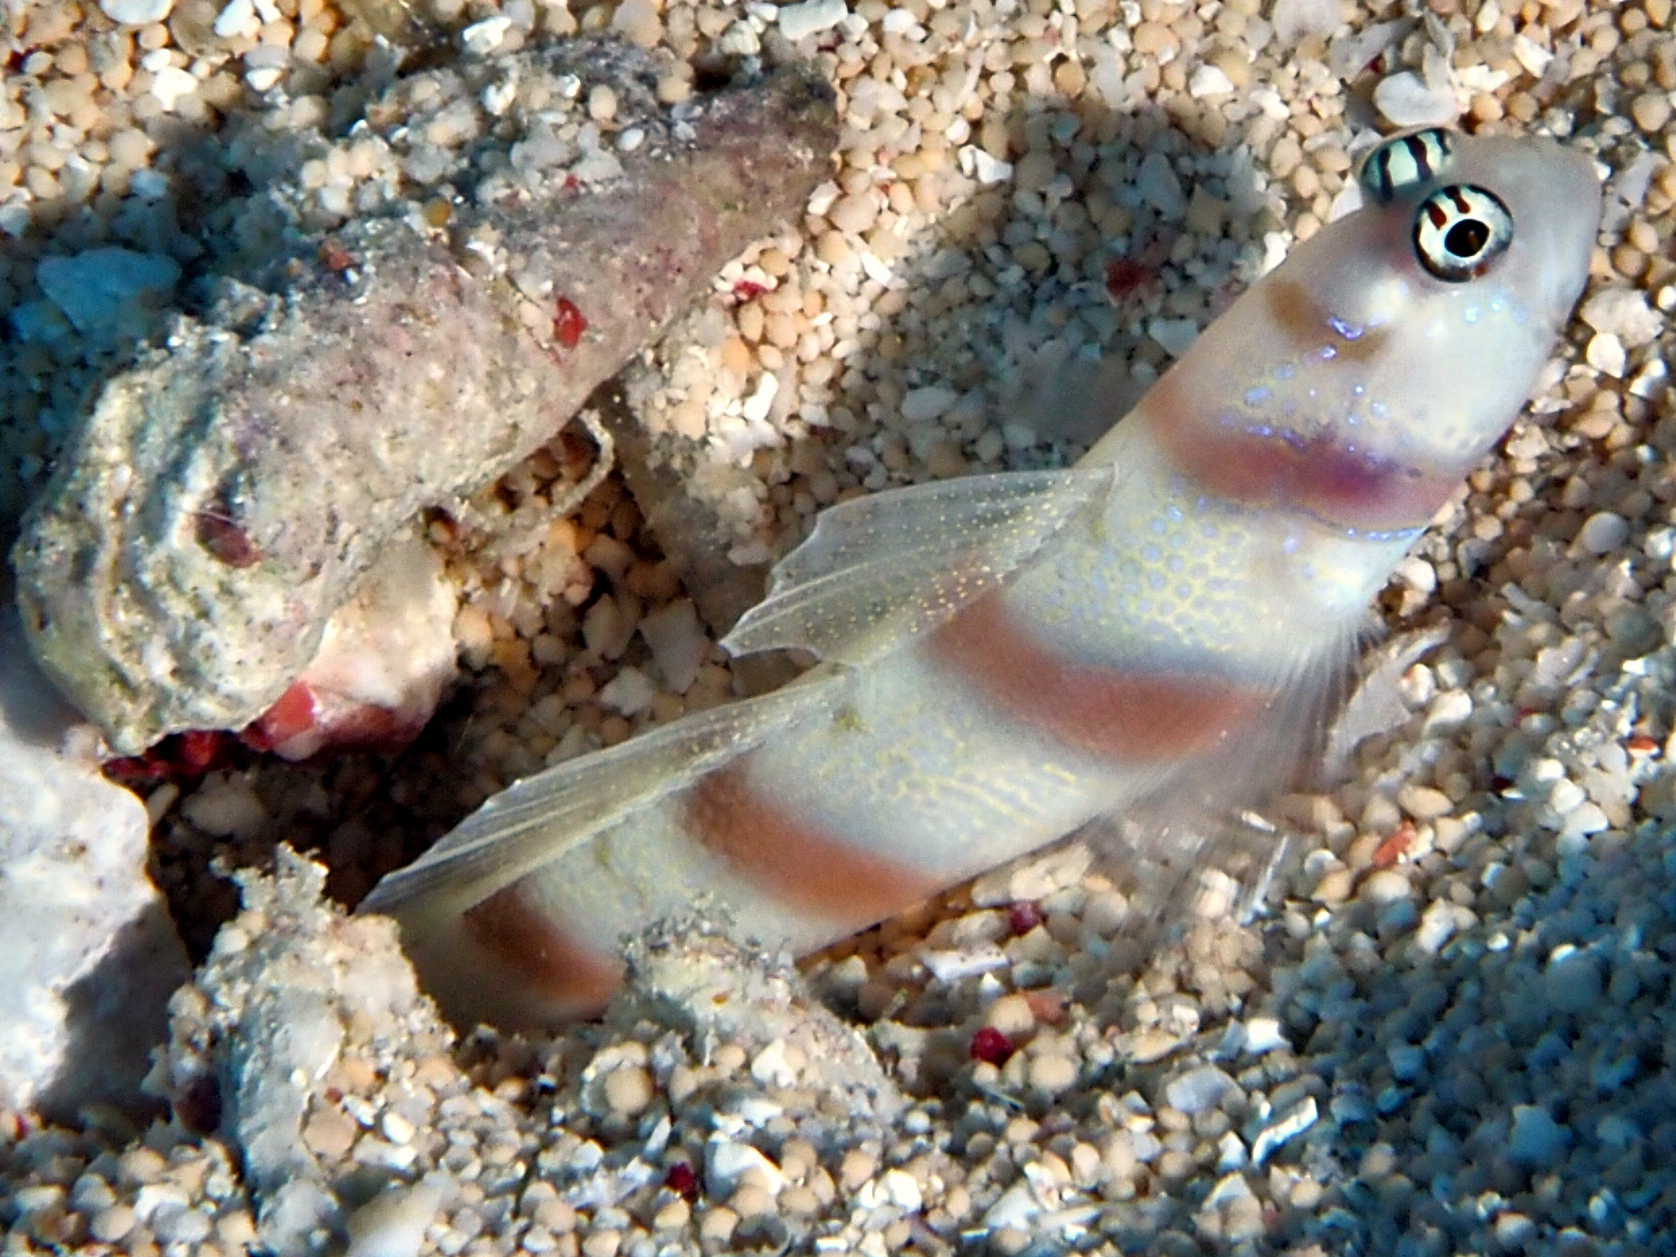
(1413, 183), (1513, 282)
(1359, 127), (1456, 204)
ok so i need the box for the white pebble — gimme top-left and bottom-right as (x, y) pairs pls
(1205, 1170), (1252, 1206)
(856, 1168), (923, 1211)
(1136, 152), (1186, 218)
(1397, 783), (1452, 821)
(346, 1178), (446, 1257)
(460, 15), (512, 55)
(961, 146), (1013, 186)
(1251, 1096), (1318, 1166)
(777, 0), (845, 40)
(718, 20), (761, 56)
(100, 0), (172, 23)
(155, 1209), (211, 1244)
(214, 0), (259, 38)
(481, 78), (516, 116)
(1148, 317), (1199, 358)
(741, 372), (779, 423)
(1585, 332), (1626, 377)
(1414, 899), (1457, 954)
(705, 1140), (785, 1199)
(805, 180), (839, 216)
(1422, 689), (1473, 735)
(1373, 71), (1458, 128)
(1511, 34), (1553, 76)
(1628, 356), (1667, 399)
(1241, 1017), (1286, 1055)
(180, 777), (266, 837)
(1360, 869), (1412, 903)
(598, 666), (656, 716)
(1580, 286), (1663, 346)
(980, 1180), (1044, 1233)
(880, 8), (921, 35)
(1576, 511), (1629, 556)
(1270, 0), (1339, 44)
(1188, 65), (1234, 98)
(1028, 1053), (1079, 1095)
(1547, 777), (1586, 816)
(920, 945), (1008, 981)
(1560, 801), (1609, 843)
(1544, 950), (1602, 1014)
(1163, 1066), (1239, 1115)
(1508, 1105), (1570, 1168)
(880, 1169), (922, 1211)
(571, 147), (624, 184)
(749, 1040), (797, 1088)
(638, 600), (707, 694)
(900, 386), (957, 423)
(1393, 554), (1435, 594)
(150, 65), (200, 111)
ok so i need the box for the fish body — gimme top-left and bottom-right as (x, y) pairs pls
(364, 129), (1602, 1029)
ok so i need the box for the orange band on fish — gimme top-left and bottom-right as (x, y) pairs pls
(683, 765), (941, 928)
(1143, 377), (1459, 536)
(930, 592), (1265, 763)
(462, 882), (625, 1013)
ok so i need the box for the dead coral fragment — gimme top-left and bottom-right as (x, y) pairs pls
(156, 850), (450, 1257)
(14, 42), (837, 754)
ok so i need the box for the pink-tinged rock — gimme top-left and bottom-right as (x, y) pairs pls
(14, 42), (837, 755)
(242, 534), (457, 762)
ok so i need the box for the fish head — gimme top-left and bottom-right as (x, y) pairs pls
(1255, 126), (1603, 469)
(1117, 128), (1603, 627)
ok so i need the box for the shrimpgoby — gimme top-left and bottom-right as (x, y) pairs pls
(363, 128), (1603, 1029)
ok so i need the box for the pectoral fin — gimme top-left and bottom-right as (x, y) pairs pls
(359, 673), (842, 927)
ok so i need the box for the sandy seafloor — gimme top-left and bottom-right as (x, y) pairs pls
(5, 0), (1676, 1254)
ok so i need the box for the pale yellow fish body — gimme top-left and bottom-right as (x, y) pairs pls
(364, 129), (1601, 1029)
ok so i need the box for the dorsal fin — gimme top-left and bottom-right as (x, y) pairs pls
(722, 467), (1117, 664)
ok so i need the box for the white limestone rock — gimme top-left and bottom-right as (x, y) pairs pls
(35, 248), (180, 348)
(0, 595), (189, 1119)
(157, 850), (448, 1257)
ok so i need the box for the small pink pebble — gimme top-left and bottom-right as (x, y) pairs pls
(1008, 900), (1044, 934)
(970, 1027), (1015, 1066)
(554, 297), (587, 350)
(664, 1162), (699, 1201)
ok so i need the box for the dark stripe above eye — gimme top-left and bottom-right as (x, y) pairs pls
(1404, 133), (1435, 183)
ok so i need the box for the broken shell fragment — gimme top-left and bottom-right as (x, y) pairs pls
(240, 531), (457, 762)
(13, 42), (837, 755)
